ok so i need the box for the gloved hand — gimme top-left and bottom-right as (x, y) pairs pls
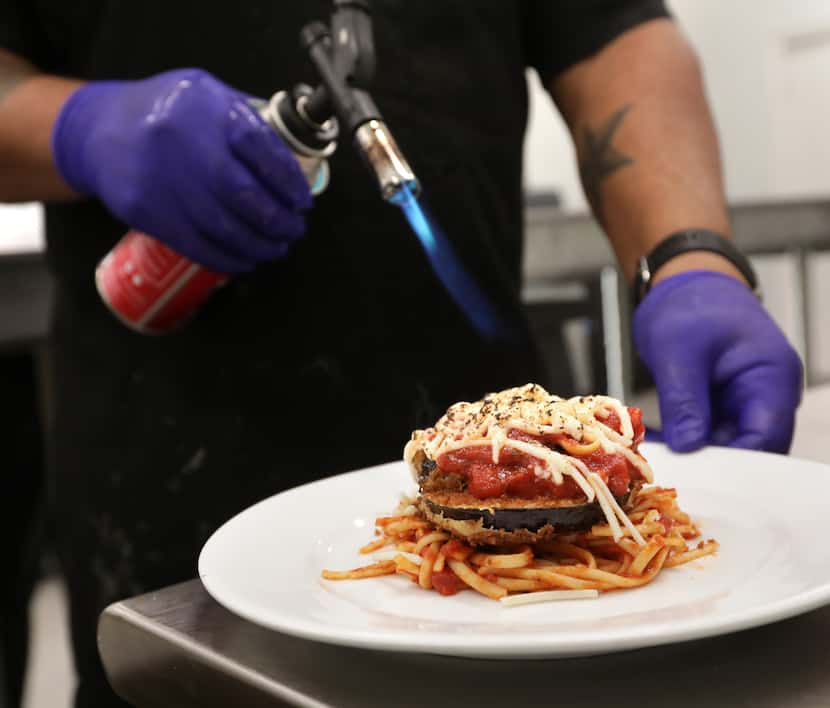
(51, 68), (312, 273)
(633, 271), (803, 453)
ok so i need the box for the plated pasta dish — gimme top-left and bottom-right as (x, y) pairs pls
(323, 384), (717, 605)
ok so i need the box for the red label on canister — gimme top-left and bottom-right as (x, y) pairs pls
(95, 231), (227, 334)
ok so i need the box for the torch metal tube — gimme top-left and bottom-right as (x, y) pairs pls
(354, 119), (420, 202)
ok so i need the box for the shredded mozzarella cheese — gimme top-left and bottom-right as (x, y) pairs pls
(587, 472), (623, 541)
(594, 478), (646, 546)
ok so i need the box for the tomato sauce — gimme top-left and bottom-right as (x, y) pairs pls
(440, 539), (473, 561)
(431, 569), (465, 596)
(435, 407), (645, 501)
(598, 406), (645, 446)
(658, 513), (675, 534)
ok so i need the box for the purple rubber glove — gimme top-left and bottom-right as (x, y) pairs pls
(51, 69), (312, 273)
(633, 271), (802, 453)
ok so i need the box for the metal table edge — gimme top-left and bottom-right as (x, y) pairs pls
(98, 598), (330, 708)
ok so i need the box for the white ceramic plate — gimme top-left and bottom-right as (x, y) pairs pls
(199, 443), (830, 658)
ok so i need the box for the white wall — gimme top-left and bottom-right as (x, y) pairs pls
(523, 0), (830, 209)
(524, 70), (585, 209)
(0, 202), (43, 254)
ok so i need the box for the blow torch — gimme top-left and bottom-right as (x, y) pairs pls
(96, 0), (419, 334)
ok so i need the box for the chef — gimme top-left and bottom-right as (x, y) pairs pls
(0, 1), (801, 706)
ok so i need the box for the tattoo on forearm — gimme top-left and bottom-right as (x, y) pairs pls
(579, 104), (634, 224)
(0, 59), (36, 103)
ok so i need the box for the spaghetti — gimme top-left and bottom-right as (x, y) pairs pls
(322, 486), (718, 603)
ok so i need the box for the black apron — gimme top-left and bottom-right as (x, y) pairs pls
(37, 4), (552, 705)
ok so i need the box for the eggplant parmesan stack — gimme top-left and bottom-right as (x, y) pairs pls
(403, 384), (653, 545)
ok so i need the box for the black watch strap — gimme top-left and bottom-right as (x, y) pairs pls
(633, 229), (759, 305)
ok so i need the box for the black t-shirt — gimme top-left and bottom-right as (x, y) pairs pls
(2, 1), (668, 543)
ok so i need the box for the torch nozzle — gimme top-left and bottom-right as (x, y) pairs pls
(354, 120), (420, 203)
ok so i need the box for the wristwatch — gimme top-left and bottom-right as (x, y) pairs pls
(633, 229), (760, 305)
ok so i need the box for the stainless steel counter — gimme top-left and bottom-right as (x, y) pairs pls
(100, 579), (830, 708)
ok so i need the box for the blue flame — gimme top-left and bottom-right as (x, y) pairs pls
(391, 184), (511, 341)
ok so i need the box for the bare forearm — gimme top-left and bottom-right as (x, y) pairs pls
(551, 19), (742, 285)
(0, 49), (81, 201)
